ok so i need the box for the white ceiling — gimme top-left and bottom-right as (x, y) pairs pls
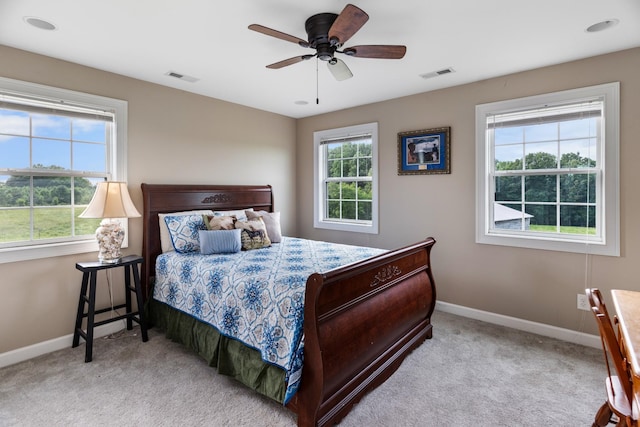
(1, 0), (639, 119)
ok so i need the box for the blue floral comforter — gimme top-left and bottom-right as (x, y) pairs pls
(153, 236), (385, 403)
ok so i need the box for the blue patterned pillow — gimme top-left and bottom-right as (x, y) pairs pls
(164, 214), (206, 253)
(199, 229), (242, 254)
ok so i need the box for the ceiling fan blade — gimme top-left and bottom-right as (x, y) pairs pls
(327, 58), (353, 81)
(266, 55), (314, 69)
(328, 4), (369, 46)
(248, 24), (309, 47)
(342, 45), (407, 59)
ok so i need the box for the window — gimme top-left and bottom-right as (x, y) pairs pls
(0, 77), (128, 263)
(476, 82), (619, 256)
(314, 122), (378, 234)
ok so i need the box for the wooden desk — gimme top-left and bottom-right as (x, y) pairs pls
(611, 289), (640, 420)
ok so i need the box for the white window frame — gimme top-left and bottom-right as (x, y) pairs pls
(0, 77), (128, 264)
(475, 82), (619, 256)
(314, 122), (379, 234)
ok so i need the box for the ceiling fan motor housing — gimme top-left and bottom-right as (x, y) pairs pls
(305, 13), (338, 61)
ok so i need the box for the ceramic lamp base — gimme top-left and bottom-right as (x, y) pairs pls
(95, 219), (125, 264)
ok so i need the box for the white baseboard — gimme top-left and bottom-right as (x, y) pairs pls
(0, 302), (601, 370)
(435, 301), (601, 349)
(0, 322), (125, 369)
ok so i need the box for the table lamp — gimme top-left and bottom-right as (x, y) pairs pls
(79, 181), (141, 264)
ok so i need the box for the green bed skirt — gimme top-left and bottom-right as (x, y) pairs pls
(146, 298), (287, 403)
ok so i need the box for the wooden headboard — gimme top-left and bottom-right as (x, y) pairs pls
(140, 183), (274, 299)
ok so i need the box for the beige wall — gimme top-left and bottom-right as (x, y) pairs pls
(0, 46), (297, 353)
(296, 47), (640, 335)
(1, 43), (638, 356)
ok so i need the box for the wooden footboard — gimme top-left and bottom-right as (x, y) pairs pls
(290, 237), (436, 427)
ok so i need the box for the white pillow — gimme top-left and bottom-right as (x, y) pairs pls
(158, 210), (213, 253)
(246, 210), (282, 243)
(213, 208), (253, 222)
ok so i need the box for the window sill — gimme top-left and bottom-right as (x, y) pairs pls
(0, 240), (100, 264)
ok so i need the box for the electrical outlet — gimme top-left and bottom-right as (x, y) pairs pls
(577, 293), (590, 311)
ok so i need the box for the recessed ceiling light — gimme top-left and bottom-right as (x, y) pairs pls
(586, 19), (619, 33)
(294, 100), (309, 105)
(24, 16), (57, 31)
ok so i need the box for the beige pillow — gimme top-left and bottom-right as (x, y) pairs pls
(158, 210), (213, 253)
(235, 217), (271, 250)
(245, 210), (282, 243)
(203, 214), (236, 230)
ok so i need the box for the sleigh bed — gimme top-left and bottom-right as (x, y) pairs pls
(141, 183), (436, 426)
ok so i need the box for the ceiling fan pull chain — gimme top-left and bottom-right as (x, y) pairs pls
(316, 57), (319, 105)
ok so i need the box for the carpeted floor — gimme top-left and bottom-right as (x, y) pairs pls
(0, 311), (606, 426)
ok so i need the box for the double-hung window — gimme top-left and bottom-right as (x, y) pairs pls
(314, 122), (378, 234)
(0, 77), (128, 263)
(475, 82), (619, 256)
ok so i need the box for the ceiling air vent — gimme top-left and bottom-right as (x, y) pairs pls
(420, 67), (455, 80)
(165, 71), (199, 83)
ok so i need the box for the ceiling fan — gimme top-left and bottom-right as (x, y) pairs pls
(248, 4), (406, 81)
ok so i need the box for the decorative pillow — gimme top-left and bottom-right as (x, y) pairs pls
(163, 214), (207, 253)
(199, 229), (242, 254)
(158, 210), (213, 253)
(235, 217), (271, 250)
(213, 208), (252, 222)
(203, 214), (236, 230)
(245, 210), (282, 243)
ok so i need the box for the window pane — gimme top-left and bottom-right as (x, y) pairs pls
(0, 136), (29, 168)
(358, 201), (372, 221)
(494, 203), (528, 230)
(32, 114), (71, 139)
(357, 182), (372, 200)
(560, 205), (596, 230)
(32, 138), (71, 169)
(74, 205), (100, 237)
(0, 208), (30, 243)
(559, 117), (598, 140)
(560, 174), (596, 203)
(33, 207), (71, 240)
(327, 200), (340, 220)
(327, 159), (341, 178)
(524, 146), (558, 169)
(72, 119), (106, 143)
(526, 204), (557, 228)
(327, 143), (341, 159)
(341, 201), (356, 220)
(494, 127), (522, 146)
(343, 158), (357, 177)
(358, 157), (372, 177)
(525, 175), (556, 203)
(495, 145), (523, 170)
(73, 142), (106, 172)
(0, 109), (29, 135)
(34, 176), (71, 206)
(559, 143), (596, 168)
(326, 181), (340, 199)
(341, 181), (356, 199)
(1, 176), (29, 206)
(495, 176), (521, 202)
(524, 122), (557, 142)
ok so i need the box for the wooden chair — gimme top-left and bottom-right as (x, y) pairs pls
(587, 288), (635, 427)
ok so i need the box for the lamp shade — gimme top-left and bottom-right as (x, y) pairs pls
(79, 181), (141, 219)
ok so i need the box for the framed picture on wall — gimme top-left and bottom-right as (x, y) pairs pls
(397, 126), (451, 175)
